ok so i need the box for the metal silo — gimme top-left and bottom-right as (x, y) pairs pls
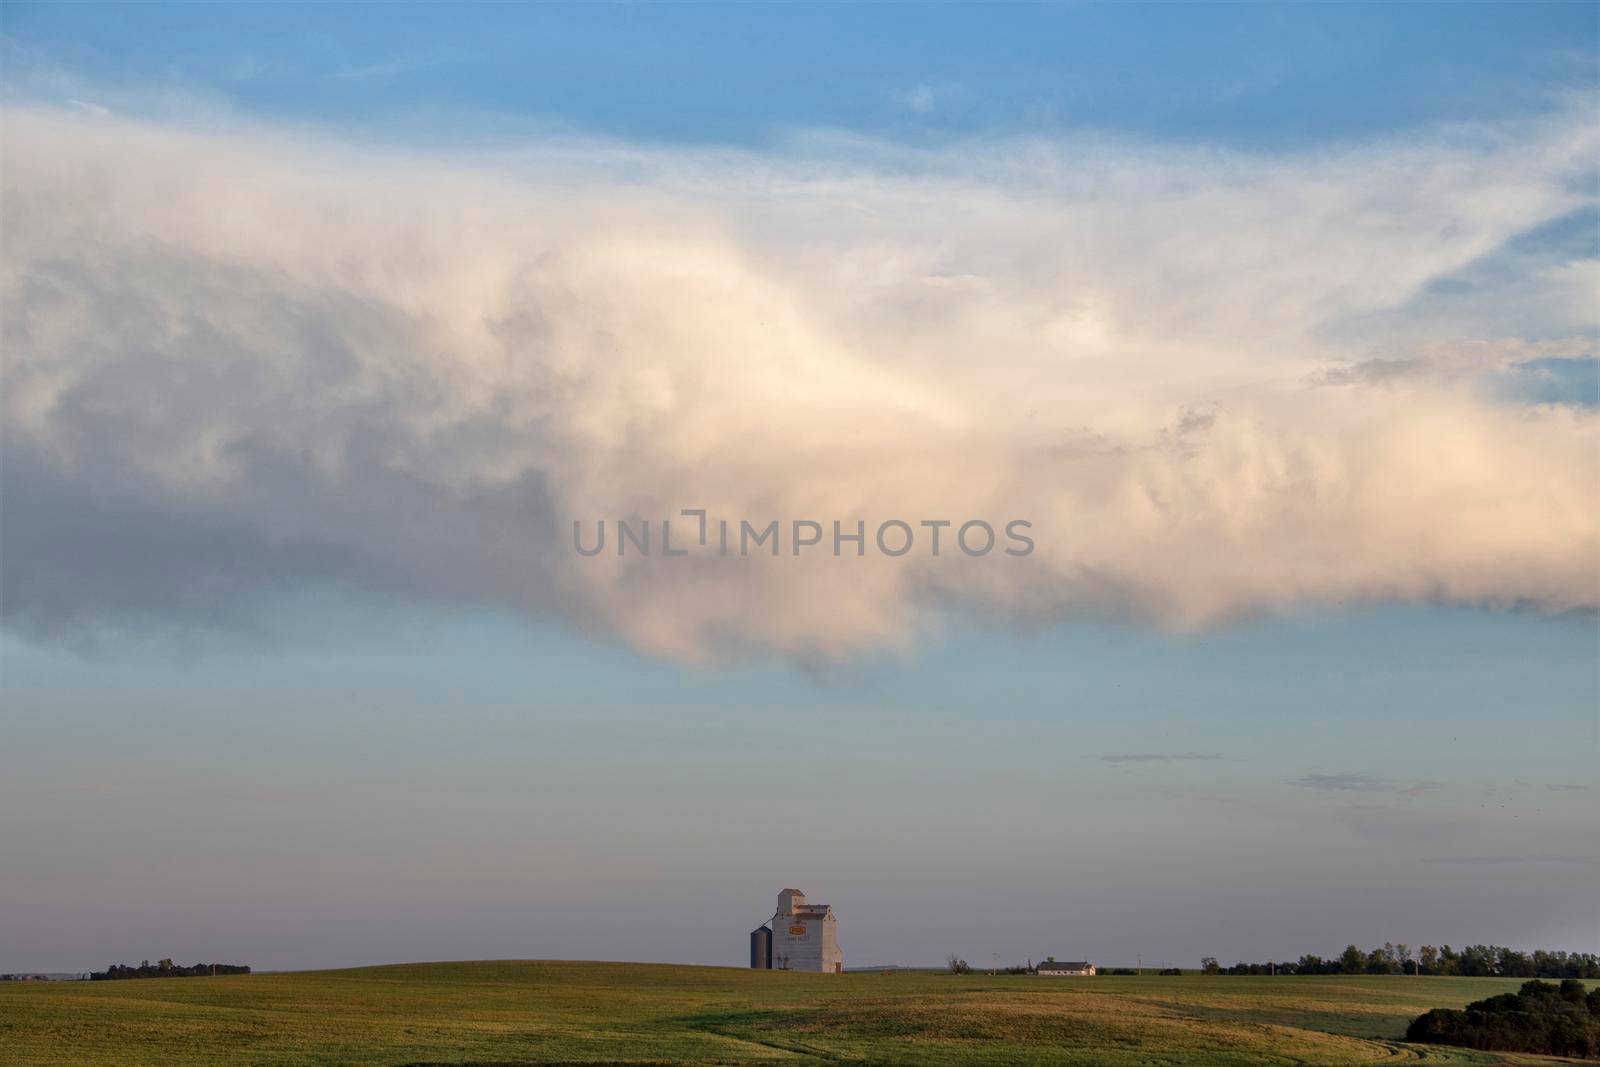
(750, 925), (772, 969)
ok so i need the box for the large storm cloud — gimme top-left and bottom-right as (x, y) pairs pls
(3, 105), (1595, 660)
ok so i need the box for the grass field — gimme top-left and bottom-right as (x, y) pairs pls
(0, 961), (1582, 1065)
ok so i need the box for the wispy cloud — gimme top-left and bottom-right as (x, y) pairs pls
(1101, 752), (1223, 764)
(1291, 774), (1442, 797)
(331, 48), (475, 82)
(1423, 854), (1600, 866)
(1314, 339), (1597, 401)
(892, 84), (939, 114)
(1292, 773), (1390, 792)
(889, 82), (966, 116)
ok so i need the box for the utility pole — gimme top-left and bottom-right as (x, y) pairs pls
(1137, 955), (1142, 976)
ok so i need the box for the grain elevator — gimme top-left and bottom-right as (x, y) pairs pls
(749, 888), (842, 972)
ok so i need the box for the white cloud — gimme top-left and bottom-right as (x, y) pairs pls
(892, 84), (940, 114)
(2, 105), (1596, 661)
(63, 98), (110, 117)
(330, 47), (477, 82)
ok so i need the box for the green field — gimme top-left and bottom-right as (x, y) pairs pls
(0, 961), (1580, 1065)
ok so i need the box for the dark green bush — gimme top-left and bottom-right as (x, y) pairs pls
(1406, 979), (1597, 1058)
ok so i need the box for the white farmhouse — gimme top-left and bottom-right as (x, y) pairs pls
(1037, 957), (1096, 976)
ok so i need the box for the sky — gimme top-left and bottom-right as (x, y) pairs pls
(1, 2), (1597, 972)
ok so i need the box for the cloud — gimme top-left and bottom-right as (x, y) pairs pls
(1101, 753), (1223, 764)
(891, 84), (941, 114)
(1422, 854), (1600, 866)
(63, 98), (109, 117)
(1291, 774), (1391, 793)
(330, 48), (477, 82)
(1, 103), (1596, 662)
(1291, 774), (1443, 797)
(1314, 339), (1597, 398)
(1500, 357), (1600, 407)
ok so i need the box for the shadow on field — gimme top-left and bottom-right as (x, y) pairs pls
(1135, 998), (1397, 1040)
(675, 1000), (1155, 1060)
(679, 1006), (872, 1060)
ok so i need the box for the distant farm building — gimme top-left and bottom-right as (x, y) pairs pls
(1037, 958), (1095, 976)
(749, 888), (842, 973)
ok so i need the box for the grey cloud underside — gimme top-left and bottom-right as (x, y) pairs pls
(4, 246), (568, 641)
(2, 107), (1597, 660)
(1, 445), (563, 642)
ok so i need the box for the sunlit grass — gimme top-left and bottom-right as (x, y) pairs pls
(0, 962), (1564, 1065)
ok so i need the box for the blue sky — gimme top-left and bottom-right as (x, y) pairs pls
(1, 2), (1596, 972)
(6, 602), (1597, 970)
(4, 1), (1594, 144)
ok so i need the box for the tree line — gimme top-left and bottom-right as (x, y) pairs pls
(1199, 944), (1599, 979)
(90, 959), (251, 980)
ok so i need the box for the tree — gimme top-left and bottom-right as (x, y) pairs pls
(1498, 947), (1535, 978)
(1419, 945), (1439, 975)
(1456, 945), (1494, 977)
(1406, 979), (1598, 1058)
(1201, 957), (1221, 976)
(1340, 945), (1366, 974)
(947, 955), (971, 975)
